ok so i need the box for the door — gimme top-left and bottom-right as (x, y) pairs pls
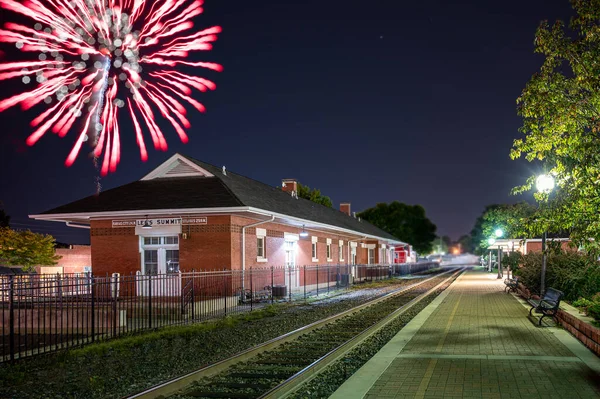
(284, 241), (299, 289)
(139, 236), (181, 296)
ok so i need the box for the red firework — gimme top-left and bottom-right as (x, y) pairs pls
(0, 0), (222, 175)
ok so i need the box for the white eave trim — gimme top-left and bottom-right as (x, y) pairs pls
(29, 205), (407, 246)
(246, 207), (408, 246)
(29, 206), (252, 223)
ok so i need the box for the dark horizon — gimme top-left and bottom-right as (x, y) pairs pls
(0, 0), (574, 245)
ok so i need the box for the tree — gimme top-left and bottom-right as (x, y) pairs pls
(431, 237), (448, 254)
(0, 202), (9, 228)
(470, 204), (501, 255)
(0, 227), (60, 272)
(470, 203), (536, 254)
(297, 183), (333, 208)
(513, 0), (600, 254)
(358, 202), (437, 254)
(457, 234), (473, 253)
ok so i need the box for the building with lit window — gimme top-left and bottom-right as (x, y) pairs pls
(31, 154), (411, 276)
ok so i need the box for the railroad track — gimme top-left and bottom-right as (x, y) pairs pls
(129, 267), (464, 399)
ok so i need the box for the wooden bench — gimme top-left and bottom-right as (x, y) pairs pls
(527, 287), (564, 326)
(504, 276), (519, 294)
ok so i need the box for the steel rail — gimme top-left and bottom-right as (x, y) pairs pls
(127, 267), (461, 399)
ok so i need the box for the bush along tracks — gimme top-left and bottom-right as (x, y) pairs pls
(168, 269), (462, 399)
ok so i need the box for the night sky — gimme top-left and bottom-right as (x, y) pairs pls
(0, 0), (574, 245)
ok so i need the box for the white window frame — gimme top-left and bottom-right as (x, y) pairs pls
(140, 235), (180, 274)
(339, 240), (344, 261)
(311, 236), (319, 262)
(326, 243), (332, 262)
(368, 248), (375, 265)
(256, 230), (267, 262)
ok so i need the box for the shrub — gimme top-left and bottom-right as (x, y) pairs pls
(516, 251), (600, 302)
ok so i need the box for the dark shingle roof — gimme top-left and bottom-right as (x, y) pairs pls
(41, 154), (400, 242)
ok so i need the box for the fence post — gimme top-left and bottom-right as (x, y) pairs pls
(223, 269), (227, 316)
(316, 264), (319, 296)
(250, 268), (253, 311)
(8, 275), (15, 363)
(327, 265), (330, 294)
(148, 275), (152, 329)
(112, 275), (118, 338)
(270, 266), (274, 305)
(288, 266), (292, 302)
(90, 274), (95, 342)
(303, 266), (306, 301)
(191, 275), (196, 321)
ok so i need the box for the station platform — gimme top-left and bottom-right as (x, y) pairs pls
(331, 269), (600, 399)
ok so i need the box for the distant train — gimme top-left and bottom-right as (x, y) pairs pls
(393, 246), (413, 263)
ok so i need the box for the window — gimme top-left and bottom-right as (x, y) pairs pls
(144, 237), (160, 245)
(144, 250), (158, 275)
(144, 236), (178, 245)
(368, 248), (375, 265)
(141, 236), (179, 275)
(326, 243), (331, 260)
(257, 236), (265, 258)
(312, 242), (317, 259)
(339, 244), (344, 261)
(166, 250), (180, 273)
(164, 236), (179, 245)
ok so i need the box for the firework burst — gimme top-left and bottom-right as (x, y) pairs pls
(0, 0), (222, 175)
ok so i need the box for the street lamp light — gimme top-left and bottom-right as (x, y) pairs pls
(495, 229), (503, 238)
(536, 174), (555, 295)
(536, 174), (555, 194)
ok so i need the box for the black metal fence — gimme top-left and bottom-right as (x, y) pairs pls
(0, 262), (436, 362)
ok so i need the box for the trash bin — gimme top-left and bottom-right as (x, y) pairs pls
(272, 285), (287, 298)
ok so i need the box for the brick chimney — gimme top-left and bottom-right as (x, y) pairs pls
(282, 179), (298, 195)
(340, 203), (351, 216)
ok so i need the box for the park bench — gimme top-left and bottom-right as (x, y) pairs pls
(504, 276), (519, 294)
(527, 287), (564, 326)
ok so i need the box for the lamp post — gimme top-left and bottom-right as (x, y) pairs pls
(536, 174), (555, 296)
(495, 229), (503, 279)
(487, 237), (496, 272)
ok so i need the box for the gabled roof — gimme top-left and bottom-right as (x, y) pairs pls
(38, 154), (401, 243)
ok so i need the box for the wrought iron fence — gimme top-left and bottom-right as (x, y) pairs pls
(0, 262), (436, 362)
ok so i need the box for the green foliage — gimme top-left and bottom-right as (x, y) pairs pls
(457, 234), (473, 253)
(513, 0), (600, 253)
(296, 182), (333, 208)
(0, 227), (60, 271)
(358, 201), (437, 254)
(573, 294), (600, 322)
(470, 203), (535, 254)
(431, 237), (448, 254)
(516, 250), (600, 301)
(503, 251), (523, 273)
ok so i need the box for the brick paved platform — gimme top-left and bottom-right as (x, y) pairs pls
(331, 269), (600, 399)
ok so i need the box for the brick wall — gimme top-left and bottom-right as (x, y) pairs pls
(525, 240), (576, 253)
(86, 215), (393, 275)
(230, 215), (357, 268)
(55, 245), (91, 273)
(180, 215), (232, 271)
(91, 220), (138, 276)
(556, 310), (600, 357)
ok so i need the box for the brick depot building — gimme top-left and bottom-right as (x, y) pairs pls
(31, 154), (411, 276)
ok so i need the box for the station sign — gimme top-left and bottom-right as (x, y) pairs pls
(112, 217), (208, 228)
